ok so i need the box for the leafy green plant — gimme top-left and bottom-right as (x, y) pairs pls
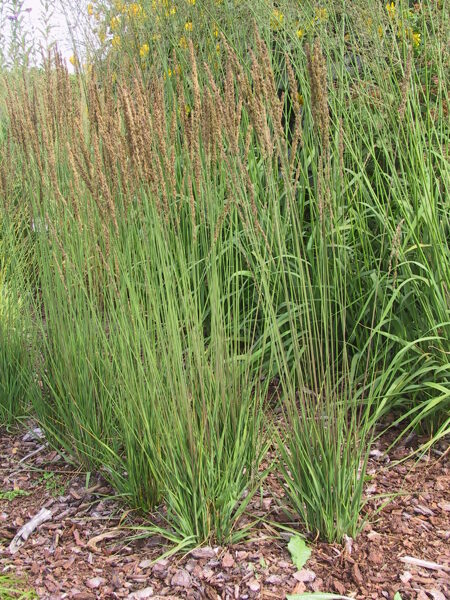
(288, 536), (311, 571)
(38, 472), (67, 497)
(0, 573), (37, 600)
(0, 489), (29, 502)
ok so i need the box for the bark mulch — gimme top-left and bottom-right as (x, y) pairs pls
(0, 424), (448, 600)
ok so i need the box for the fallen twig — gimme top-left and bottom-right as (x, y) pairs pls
(9, 508), (53, 554)
(399, 556), (449, 572)
(18, 443), (48, 464)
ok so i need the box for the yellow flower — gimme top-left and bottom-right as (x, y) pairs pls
(128, 3), (143, 18)
(213, 24), (219, 37)
(98, 29), (106, 43)
(179, 35), (188, 48)
(170, 6), (176, 15)
(69, 55), (76, 66)
(140, 43), (150, 58)
(297, 93), (304, 106)
(110, 16), (120, 31)
(188, 0), (196, 4)
(185, 104), (191, 117)
(296, 28), (304, 40)
(270, 9), (284, 31)
(315, 8), (328, 21)
(163, 68), (173, 80)
(185, 21), (193, 32)
(412, 31), (421, 47)
(216, 43), (220, 53)
(386, 2), (396, 18)
(87, 3), (94, 17)
(112, 35), (121, 48)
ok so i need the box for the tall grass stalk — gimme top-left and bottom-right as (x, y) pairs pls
(0, 216), (37, 425)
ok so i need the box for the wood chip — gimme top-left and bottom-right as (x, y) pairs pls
(222, 552), (235, 568)
(352, 563), (363, 584)
(139, 559), (153, 569)
(414, 505), (434, 516)
(191, 546), (216, 559)
(399, 556), (449, 572)
(129, 587), (154, 599)
(293, 569), (316, 583)
(265, 574), (282, 585)
(86, 528), (122, 552)
(399, 571), (412, 583)
(86, 577), (106, 589)
(170, 569), (191, 587)
(429, 590), (446, 600)
(248, 579), (260, 592)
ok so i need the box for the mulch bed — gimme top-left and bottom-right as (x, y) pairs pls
(0, 424), (448, 600)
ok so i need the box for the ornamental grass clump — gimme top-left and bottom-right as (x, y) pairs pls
(0, 0), (448, 546)
(2, 47), (272, 543)
(238, 37), (379, 542)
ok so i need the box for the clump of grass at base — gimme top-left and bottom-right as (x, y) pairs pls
(106, 209), (269, 543)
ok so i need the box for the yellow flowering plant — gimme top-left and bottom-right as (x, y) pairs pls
(140, 42), (150, 57)
(270, 9), (285, 31)
(382, 0), (423, 51)
(386, 2), (396, 19)
(88, 0), (263, 77)
(85, 0), (427, 90)
(411, 31), (420, 47)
